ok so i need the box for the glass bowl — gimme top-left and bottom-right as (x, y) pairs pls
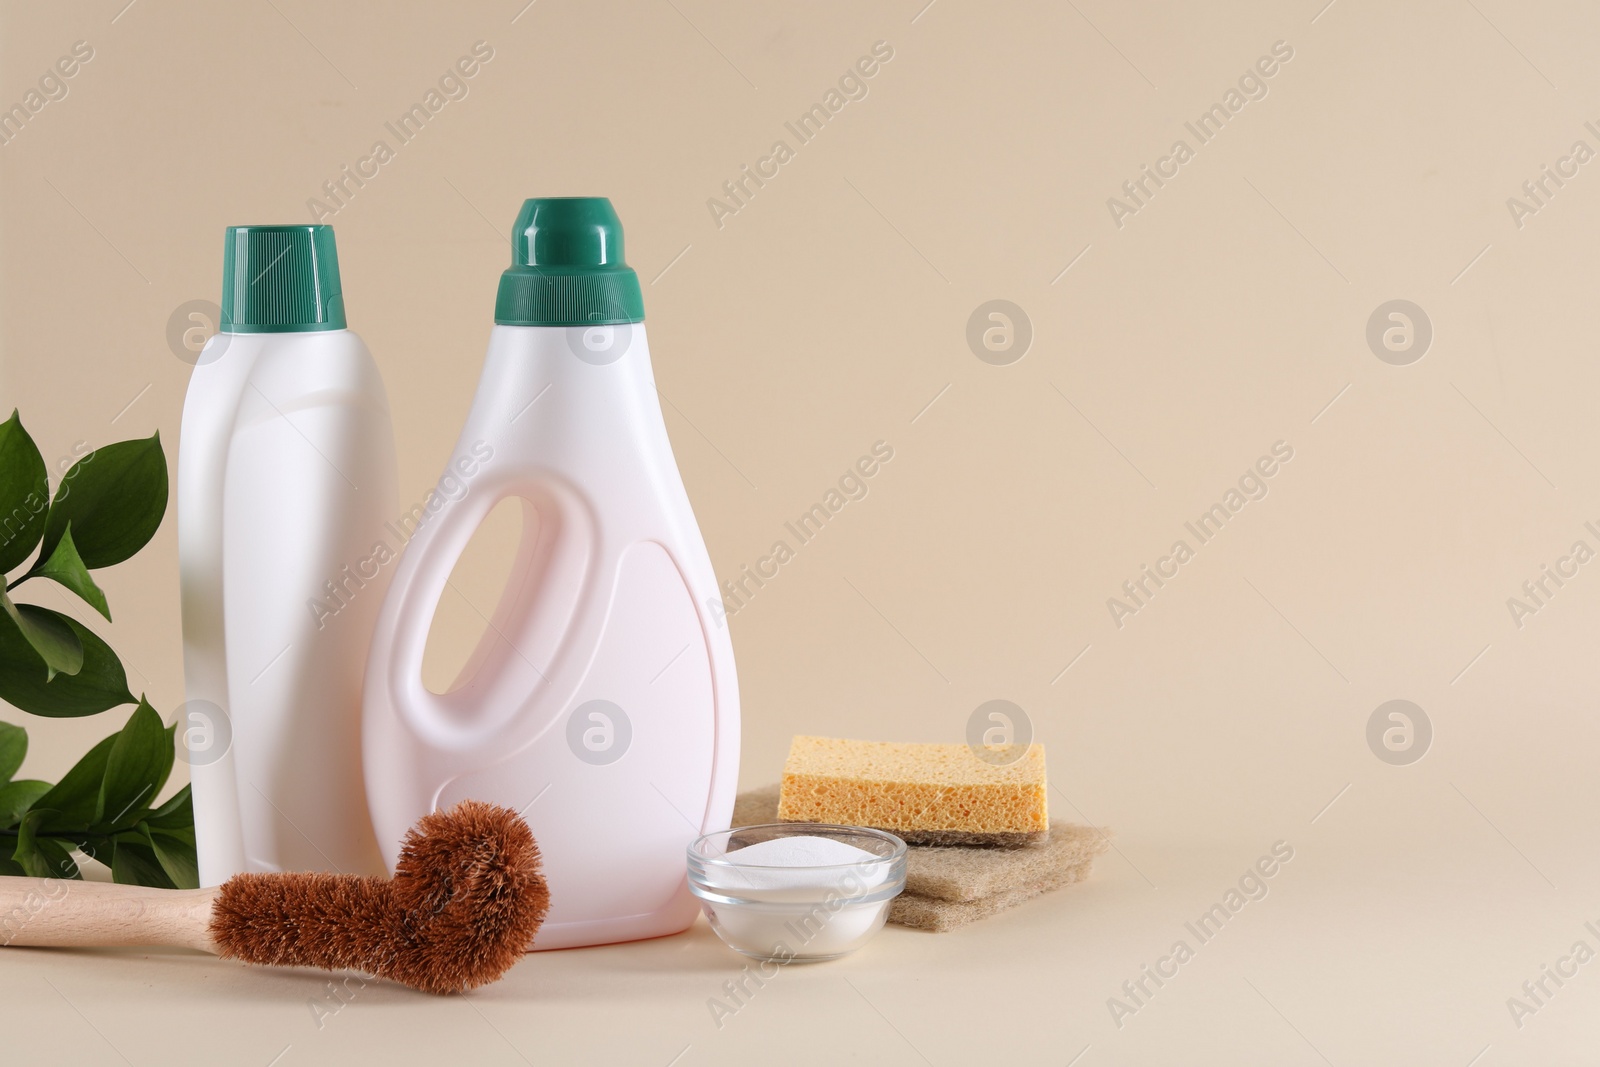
(687, 823), (907, 962)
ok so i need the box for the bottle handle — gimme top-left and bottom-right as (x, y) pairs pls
(382, 468), (597, 755)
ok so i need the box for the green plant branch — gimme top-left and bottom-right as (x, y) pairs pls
(0, 412), (187, 888)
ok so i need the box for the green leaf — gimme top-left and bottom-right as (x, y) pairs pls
(0, 779), (50, 829)
(34, 835), (80, 878)
(109, 837), (173, 888)
(144, 782), (192, 830)
(38, 432), (168, 570)
(28, 732), (116, 831)
(0, 720), (24, 782)
(0, 592), (83, 681)
(0, 607), (134, 717)
(14, 809), (80, 878)
(0, 855), (24, 876)
(72, 833), (109, 868)
(140, 824), (198, 889)
(0, 410), (49, 574)
(23, 524), (110, 621)
(96, 699), (172, 830)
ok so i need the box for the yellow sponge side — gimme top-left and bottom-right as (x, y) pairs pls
(776, 735), (1048, 835)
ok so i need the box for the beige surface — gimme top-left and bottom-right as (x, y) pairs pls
(5, 0), (1600, 1063)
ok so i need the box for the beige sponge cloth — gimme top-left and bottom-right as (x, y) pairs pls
(732, 785), (1108, 932)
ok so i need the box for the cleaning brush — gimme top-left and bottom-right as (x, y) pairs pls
(0, 800), (549, 994)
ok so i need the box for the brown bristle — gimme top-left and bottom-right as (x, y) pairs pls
(209, 801), (549, 995)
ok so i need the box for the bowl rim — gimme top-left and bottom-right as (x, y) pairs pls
(688, 822), (908, 871)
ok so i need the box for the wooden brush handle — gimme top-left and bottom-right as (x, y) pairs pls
(0, 878), (219, 953)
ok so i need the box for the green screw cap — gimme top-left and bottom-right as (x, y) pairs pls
(494, 198), (645, 327)
(220, 225), (347, 333)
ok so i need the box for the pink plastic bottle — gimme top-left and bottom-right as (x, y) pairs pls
(362, 198), (739, 949)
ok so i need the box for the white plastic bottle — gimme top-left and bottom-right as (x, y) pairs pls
(179, 225), (397, 885)
(363, 198), (740, 949)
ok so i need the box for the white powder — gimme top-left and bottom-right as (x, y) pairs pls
(708, 835), (883, 891)
(700, 835), (896, 958)
(732, 835), (880, 866)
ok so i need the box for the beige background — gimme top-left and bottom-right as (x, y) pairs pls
(5, 0), (1600, 1063)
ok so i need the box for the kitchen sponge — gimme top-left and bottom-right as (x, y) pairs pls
(777, 735), (1049, 845)
(734, 785), (1106, 932)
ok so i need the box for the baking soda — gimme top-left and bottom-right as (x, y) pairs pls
(701, 835), (894, 958)
(707, 836), (885, 893)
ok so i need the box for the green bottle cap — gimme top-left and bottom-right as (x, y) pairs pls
(220, 225), (347, 333)
(494, 197), (645, 327)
